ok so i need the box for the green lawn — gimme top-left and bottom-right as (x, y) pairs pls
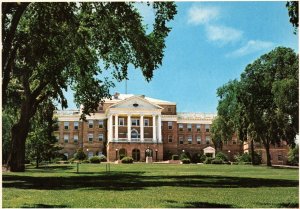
(2, 163), (299, 208)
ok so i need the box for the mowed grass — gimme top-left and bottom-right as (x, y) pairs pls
(2, 163), (299, 208)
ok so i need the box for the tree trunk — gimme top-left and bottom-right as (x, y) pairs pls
(36, 150), (40, 168)
(7, 101), (32, 172)
(265, 142), (272, 166)
(251, 139), (255, 165)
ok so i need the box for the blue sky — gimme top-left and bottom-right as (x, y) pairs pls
(64, 1), (298, 113)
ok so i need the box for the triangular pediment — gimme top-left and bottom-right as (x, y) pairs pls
(203, 146), (215, 152)
(109, 96), (163, 110)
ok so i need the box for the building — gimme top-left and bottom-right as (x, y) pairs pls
(54, 93), (288, 164)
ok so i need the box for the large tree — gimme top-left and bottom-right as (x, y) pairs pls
(2, 2), (177, 171)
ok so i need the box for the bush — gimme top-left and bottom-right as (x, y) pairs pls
(215, 152), (228, 162)
(82, 159), (90, 163)
(200, 155), (207, 163)
(234, 153), (251, 163)
(99, 155), (107, 162)
(252, 152), (262, 165)
(288, 146), (299, 165)
(204, 157), (213, 164)
(90, 156), (101, 164)
(68, 158), (75, 163)
(191, 153), (202, 163)
(181, 158), (191, 164)
(211, 159), (224, 164)
(119, 154), (125, 160)
(121, 157), (133, 164)
(74, 148), (86, 160)
(172, 155), (179, 160)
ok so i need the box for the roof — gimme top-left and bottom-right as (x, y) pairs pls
(104, 93), (176, 105)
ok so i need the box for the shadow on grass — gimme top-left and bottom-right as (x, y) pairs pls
(21, 203), (68, 208)
(3, 169), (298, 191)
(183, 201), (233, 208)
(277, 202), (299, 208)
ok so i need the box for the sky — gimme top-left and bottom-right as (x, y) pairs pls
(63, 1), (299, 113)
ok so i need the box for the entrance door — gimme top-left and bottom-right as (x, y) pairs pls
(132, 149), (140, 161)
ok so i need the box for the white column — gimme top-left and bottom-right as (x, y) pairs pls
(108, 114), (113, 142)
(158, 114), (162, 143)
(152, 115), (156, 142)
(140, 115), (144, 142)
(114, 114), (118, 141)
(127, 114), (131, 142)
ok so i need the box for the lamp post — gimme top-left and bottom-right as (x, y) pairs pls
(228, 150), (231, 162)
(155, 149), (158, 162)
(115, 148), (118, 161)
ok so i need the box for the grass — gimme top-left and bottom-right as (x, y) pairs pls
(2, 163), (299, 208)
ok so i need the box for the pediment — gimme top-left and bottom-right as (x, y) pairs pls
(109, 96), (163, 110)
(203, 146), (215, 152)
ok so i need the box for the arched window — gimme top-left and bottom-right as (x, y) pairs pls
(119, 148), (127, 160)
(131, 129), (139, 140)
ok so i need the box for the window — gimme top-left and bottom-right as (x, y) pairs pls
(196, 124), (201, 132)
(88, 120), (93, 128)
(74, 121), (79, 130)
(168, 122), (173, 130)
(197, 136), (201, 144)
(88, 133), (93, 143)
(118, 118), (124, 126)
(205, 136), (210, 144)
(168, 135), (173, 143)
(64, 134), (69, 143)
(64, 153), (69, 159)
(98, 104), (103, 111)
(64, 122), (69, 130)
(99, 120), (104, 128)
(168, 107), (172, 112)
(74, 134), (78, 143)
(205, 124), (210, 132)
(131, 119), (140, 126)
(179, 136), (183, 144)
(187, 124), (192, 132)
(278, 153), (283, 161)
(178, 124), (183, 131)
(144, 119), (149, 126)
(188, 136), (192, 144)
(98, 134), (104, 141)
(131, 129), (139, 139)
(88, 152), (93, 159)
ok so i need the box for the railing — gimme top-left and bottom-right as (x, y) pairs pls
(112, 138), (158, 143)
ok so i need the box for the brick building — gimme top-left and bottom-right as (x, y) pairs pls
(53, 93), (287, 164)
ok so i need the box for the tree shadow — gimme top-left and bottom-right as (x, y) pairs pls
(277, 202), (299, 208)
(183, 201), (233, 208)
(3, 171), (298, 191)
(21, 203), (68, 208)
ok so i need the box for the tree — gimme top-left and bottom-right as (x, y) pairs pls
(2, 2), (177, 171)
(286, 1), (299, 34)
(238, 47), (298, 166)
(25, 100), (61, 168)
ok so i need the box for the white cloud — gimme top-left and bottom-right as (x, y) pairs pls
(227, 40), (274, 57)
(205, 25), (243, 45)
(188, 5), (220, 25)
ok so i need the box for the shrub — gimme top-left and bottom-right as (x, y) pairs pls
(119, 154), (125, 160)
(89, 156), (101, 164)
(121, 157), (133, 164)
(68, 158), (75, 163)
(82, 159), (90, 163)
(74, 148), (86, 160)
(191, 153), (202, 163)
(252, 152), (262, 165)
(204, 157), (213, 164)
(99, 155), (107, 162)
(215, 152), (228, 162)
(164, 150), (173, 160)
(234, 153), (251, 163)
(181, 158), (191, 164)
(288, 146), (299, 165)
(200, 155), (207, 163)
(180, 152), (191, 160)
(211, 159), (224, 164)
(172, 155), (179, 160)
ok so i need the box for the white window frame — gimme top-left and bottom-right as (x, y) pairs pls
(131, 119), (140, 126)
(197, 136), (201, 144)
(74, 134), (78, 143)
(99, 120), (104, 128)
(99, 133), (104, 141)
(119, 118), (125, 126)
(64, 134), (69, 143)
(179, 124), (183, 131)
(196, 124), (201, 132)
(144, 119), (149, 126)
(74, 121), (79, 130)
(187, 124), (192, 132)
(168, 122), (173, 130)
(205, 124), (210, 132)
(64, 122), (69, 130)
(168, 135), (173, 143)
(88, 133), (93, 143)
(179, 136), (183, 144)
(188, 136), (192, 144)
(205, 136), (210, 144)
(88, 120), (93, 128)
